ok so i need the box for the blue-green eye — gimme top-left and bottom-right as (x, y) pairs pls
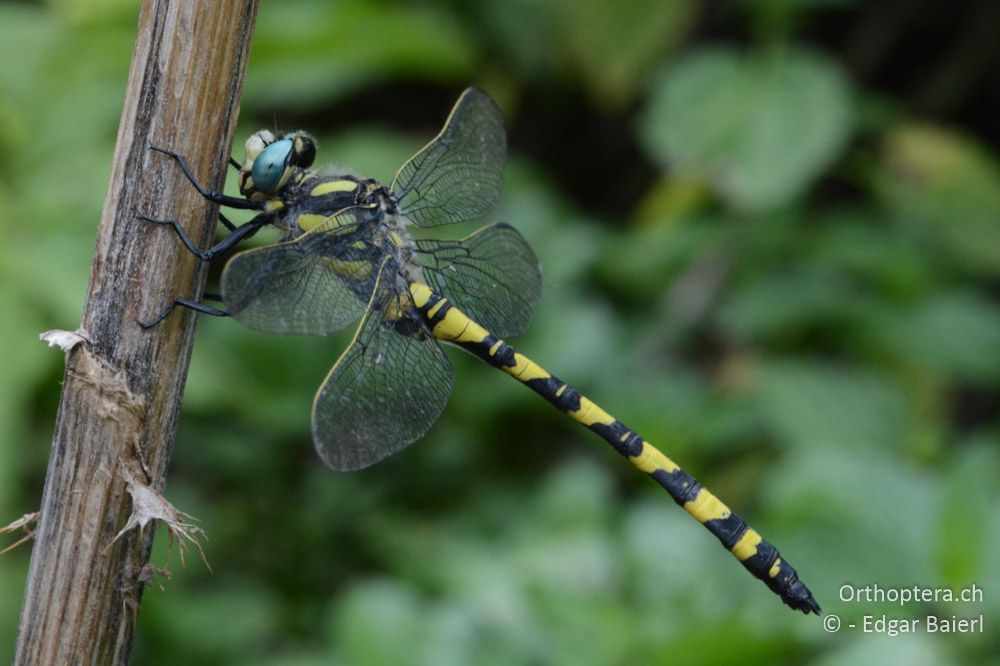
(252, 138), (293, 192)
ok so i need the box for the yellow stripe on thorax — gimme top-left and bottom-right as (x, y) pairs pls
(382, 292), (413, 321)
(299, 213), (362, 233)
(320, 257), (372, 279)
(298, 213), (327, 232)
(310, 179), (358, 197)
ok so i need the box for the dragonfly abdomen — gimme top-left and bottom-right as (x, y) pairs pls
(409, 281), (821, 615)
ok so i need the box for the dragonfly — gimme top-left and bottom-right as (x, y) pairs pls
(142, 87), (820, 615)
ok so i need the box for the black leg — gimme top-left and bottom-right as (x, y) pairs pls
(149, 145), (262, 211)
(140, 214), (205, 258)
(140, 211), (272, 261)
(139, 297), (229, 329)
(229, 156), (241, 170)
(218, 212), (237, 232)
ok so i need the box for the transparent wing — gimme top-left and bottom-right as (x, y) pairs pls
(220, 207), (382, 335)
(312, 260), (455, 471)
(414, 222), (541, 338)
(391, 88), (506, 227)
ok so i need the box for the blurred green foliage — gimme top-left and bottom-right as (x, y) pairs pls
(2, 0), (999, 664)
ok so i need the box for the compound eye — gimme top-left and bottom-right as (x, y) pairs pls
(251, 138), (293, 192)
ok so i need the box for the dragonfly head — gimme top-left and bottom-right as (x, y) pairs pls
(239, 129), (316, 201)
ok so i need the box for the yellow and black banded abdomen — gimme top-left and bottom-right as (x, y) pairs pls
(410, 282), (820, 614)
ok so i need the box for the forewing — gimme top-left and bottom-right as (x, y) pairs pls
(391, 88), (506, 227)
(221, 208), (379, 335)
(415, 222), (541, 338)
(312, 263), (454, 471)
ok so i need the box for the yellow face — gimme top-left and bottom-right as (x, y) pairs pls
(238, 130), (277, 200)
